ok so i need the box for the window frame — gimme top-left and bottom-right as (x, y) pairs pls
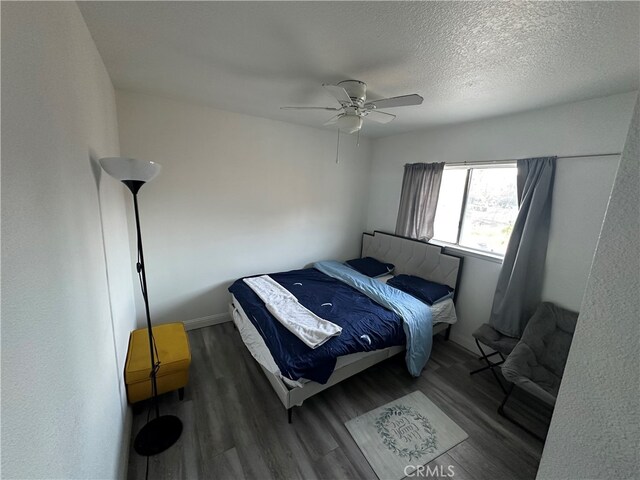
(432, 162), (517, 262)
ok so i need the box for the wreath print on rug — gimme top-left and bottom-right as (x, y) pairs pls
(374, 404), (438, 461)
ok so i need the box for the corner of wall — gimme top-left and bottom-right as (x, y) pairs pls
(117, 408), (133, 479)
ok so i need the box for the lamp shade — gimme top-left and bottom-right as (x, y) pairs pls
(99, 157), (161, 183)
(336, 115), (363, 134)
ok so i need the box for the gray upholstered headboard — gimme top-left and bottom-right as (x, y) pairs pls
(361, 231), (463, 293)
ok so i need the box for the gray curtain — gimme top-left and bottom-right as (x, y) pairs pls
(395, 163), (444, 241)
(489, 157), (556, 338)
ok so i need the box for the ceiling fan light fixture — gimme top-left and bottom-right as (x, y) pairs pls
(336, 115), (363, 134)
(281, 79), (421, 132)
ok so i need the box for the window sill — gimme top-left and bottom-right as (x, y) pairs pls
(430, 240), (505, 264)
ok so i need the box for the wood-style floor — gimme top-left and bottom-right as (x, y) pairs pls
(127, 323), (549, 480)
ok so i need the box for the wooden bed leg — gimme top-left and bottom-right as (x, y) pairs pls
(445, 325), (452, 341)
(287, 408), (293, 424)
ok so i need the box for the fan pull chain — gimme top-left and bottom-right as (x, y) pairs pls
(335, 129), (340, 164)
(357, 129), (360, 147)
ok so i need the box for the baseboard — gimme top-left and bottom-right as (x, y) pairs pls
(117, 406), (132, 480)
(448, 333), (480, 357)
(183, 312), (231, 331)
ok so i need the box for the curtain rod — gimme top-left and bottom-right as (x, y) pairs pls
(442, 152), (622, 167)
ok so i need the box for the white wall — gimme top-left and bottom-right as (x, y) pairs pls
(1, 3), (136, 478)
(367, 92), (637, 351)
(116, 90), (372, 327)
(541, 157), (618, 311)
(537, 100), (639, 479)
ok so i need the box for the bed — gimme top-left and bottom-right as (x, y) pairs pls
(227, 231), (463, 421)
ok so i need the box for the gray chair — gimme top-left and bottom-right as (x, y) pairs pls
(498, 302), (578, 439)
(470, 323), (519, 393)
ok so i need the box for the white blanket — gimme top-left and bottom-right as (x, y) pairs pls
(243, 275), (342, 349)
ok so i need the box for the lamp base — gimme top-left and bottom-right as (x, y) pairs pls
(134, 415), (183, 456)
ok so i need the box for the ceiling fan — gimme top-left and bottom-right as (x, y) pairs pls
(281, 80), (423, 134)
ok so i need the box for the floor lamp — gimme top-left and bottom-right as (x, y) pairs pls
(99, 157), (182, 456)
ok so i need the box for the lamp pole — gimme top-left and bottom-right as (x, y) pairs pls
(99, 158), (182, 457)
(130, 187), (160, 420)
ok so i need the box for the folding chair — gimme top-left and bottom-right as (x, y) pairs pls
(470, 323), (518, 393)
(499, 302), (578, 440)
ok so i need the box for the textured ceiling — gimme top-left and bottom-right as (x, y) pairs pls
(78, 1), (639, 137)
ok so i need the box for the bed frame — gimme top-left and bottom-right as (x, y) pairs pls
(229, 231), (463, 423)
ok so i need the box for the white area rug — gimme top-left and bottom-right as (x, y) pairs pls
(345, 391), (468, 480)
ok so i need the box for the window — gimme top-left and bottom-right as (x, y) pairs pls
(433, 165), (518, 256)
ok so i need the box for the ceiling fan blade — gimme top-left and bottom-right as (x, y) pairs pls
(364, 110), (396, 124)
(322, 84), (352, 105)
(323, 114), (343, 126)
(364, 94), (423, 110)
(281, 106), (343, 111)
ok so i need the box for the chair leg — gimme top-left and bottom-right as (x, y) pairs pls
(178, 387), (184, 401)
(498, 383), (514, 415)
(498, 384), (546, 442)
(478, 351), (502, 361)
(470, 339), (508, 394)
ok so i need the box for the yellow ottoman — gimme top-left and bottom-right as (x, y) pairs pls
(125, 322), (191, 404)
